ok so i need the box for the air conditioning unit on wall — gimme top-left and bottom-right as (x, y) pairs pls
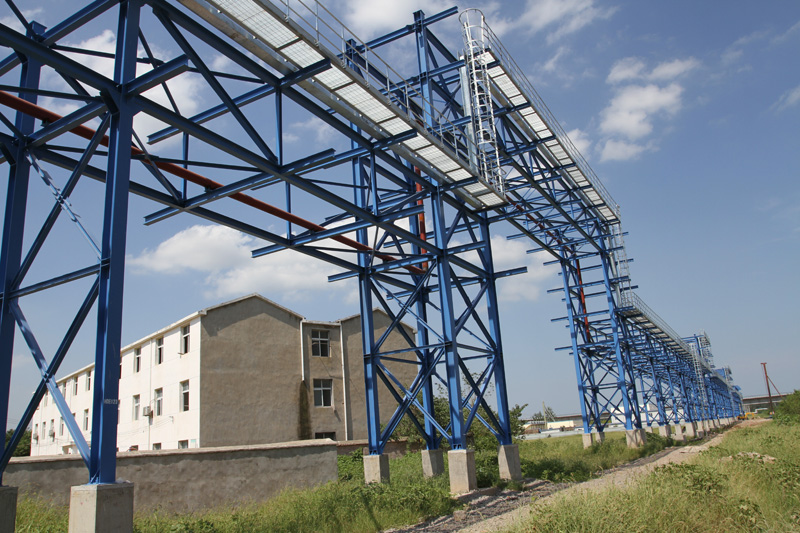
(143, 406), (152, 417)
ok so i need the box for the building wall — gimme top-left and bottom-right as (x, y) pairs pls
(117, 317), (202, 451)
(30, 365), (94, 456)
(198, 296), (304, 447)
(29, 294), (420, 455)
(6, 440), (337, 513)
(340, 311), (417, 441)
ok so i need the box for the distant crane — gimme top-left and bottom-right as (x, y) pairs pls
(761, 363), (783, 414)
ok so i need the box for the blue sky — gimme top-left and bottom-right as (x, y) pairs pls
(2, 0), (799, 427)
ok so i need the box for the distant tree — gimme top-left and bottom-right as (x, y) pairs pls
(531, 404), (557, 423)
(4, 428), (31, 457)
(775, 390), (800, 424)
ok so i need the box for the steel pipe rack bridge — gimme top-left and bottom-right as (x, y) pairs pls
(0, 0), (741, 494)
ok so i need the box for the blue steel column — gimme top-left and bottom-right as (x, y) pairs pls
(0, 27), (42, 483)
(355, 150), (381, 455)
(560, 257), (591, 435)
(412, 10), (437, 450)
(431, 189), (466, 449)
(479, 215), (512, 445)
(599, 237), (638, 431)
(88, 0), (141, 484)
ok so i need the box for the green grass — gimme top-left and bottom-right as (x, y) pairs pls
(510, 422), (800, 532)
(516, 430), (676, 483)
(14, 430), (681, 532)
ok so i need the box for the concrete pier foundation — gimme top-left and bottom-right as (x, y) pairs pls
(364, 454), (390, 484)
(498, 444), (522, 481)
(582, 432), (593, 449)
(1, 485), (18, 533)
(625, 428), (647, 448)
(421, 449), (444, 478)
(448, 449), (477, 494)
(659, 424), (672, 438)
(68, 482), (134, 533)
(683, 421), (697, 438)
(672, 424), (685, 442)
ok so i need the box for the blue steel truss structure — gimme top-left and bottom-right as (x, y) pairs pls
(0, 0), (741, 486)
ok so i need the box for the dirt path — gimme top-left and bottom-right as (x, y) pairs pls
(389, 422), (762, 533)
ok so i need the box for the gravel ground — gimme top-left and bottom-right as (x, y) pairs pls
(387, 421), (762, 533)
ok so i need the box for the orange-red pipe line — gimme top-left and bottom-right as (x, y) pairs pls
(0, 90), (425, 275)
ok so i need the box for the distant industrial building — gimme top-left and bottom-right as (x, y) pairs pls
(30, 294), (415, 455)
(742, 393), (790, 414)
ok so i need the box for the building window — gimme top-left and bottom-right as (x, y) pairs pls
(50, 419), (54, 441)
(61, 382), (67, 396)
(155, 337), (164, 365)
(86, 371), (92, 391)
(41, 421), (46, 440)
(154, 388), (163, 416)
(181, 325), (190, 353)
(134, 347), (141, 373)
(178, 440), (189, 449)
(34, 424), (38, 440)
(73, 379), (78, 396)
(132, 395), (140, 421)
(313, 379), (333, 407)
(311, 329), (330, 357)
(315, 432), (336, 440)
(43, 391), (48, 407)
(180, 381), (190, 412)
(60, 418), (64, 436)
(83, 409), (89, 431)
(152, 443), (161, 451)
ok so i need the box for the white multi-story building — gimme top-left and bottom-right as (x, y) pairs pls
(30, 294), (415, 455)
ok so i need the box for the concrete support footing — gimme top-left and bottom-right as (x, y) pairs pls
(498, 444), (522, 481)
(68, 482), (134, 533)
(625, 428), (647, 448)
(659, 424), (672, 438)
(672, 424), (685, 442)
(448, 449), (477, 494)
(683, 421), (697, 439)
(364, 454), (390, 484)
(582, 431), (606, 449)
(1, 485), (18, 533)
(421, 449), (444, 478)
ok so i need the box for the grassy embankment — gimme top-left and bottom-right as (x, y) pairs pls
(510, 420), (800, 532)
(15, 430), (677, 533)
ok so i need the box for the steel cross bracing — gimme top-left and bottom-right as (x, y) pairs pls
(0, 0), (525, 483)
(0, 0), (741, 487)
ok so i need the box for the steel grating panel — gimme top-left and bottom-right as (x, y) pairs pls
(214, 0), (298, 48)
(281, 40), (325, 67)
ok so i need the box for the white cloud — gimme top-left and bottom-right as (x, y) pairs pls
(336, 0), (453, 39)
(542, 46), (570, 73)
(129, 224), (357, 302)
(607, 57), (698, 84)
(565, 128), (592, 157)
(600, 139), (647, 162)
(772, 19), (800, 44)
(772, 84), (800, 111)
(607, 57), (646, 84)
(490, 236), (558, 302)
(490, 0), (615, 44)
(288, 116), (339, 145)
(600, 83), (682, 140)
(44, 30), (205, 146)
(648, 58), (700, 81)
(1, 8), (42, 33)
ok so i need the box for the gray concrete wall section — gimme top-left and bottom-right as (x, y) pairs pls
(304, 322), (347, 440)
(1, 485), (18, 533)
(6, 440), (337, 513)
(199, 297), (305, 446)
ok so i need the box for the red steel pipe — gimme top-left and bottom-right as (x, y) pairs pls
(0, 90), (425, 275)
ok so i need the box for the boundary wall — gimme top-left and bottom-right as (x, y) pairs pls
(6, 440), (337, 513)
